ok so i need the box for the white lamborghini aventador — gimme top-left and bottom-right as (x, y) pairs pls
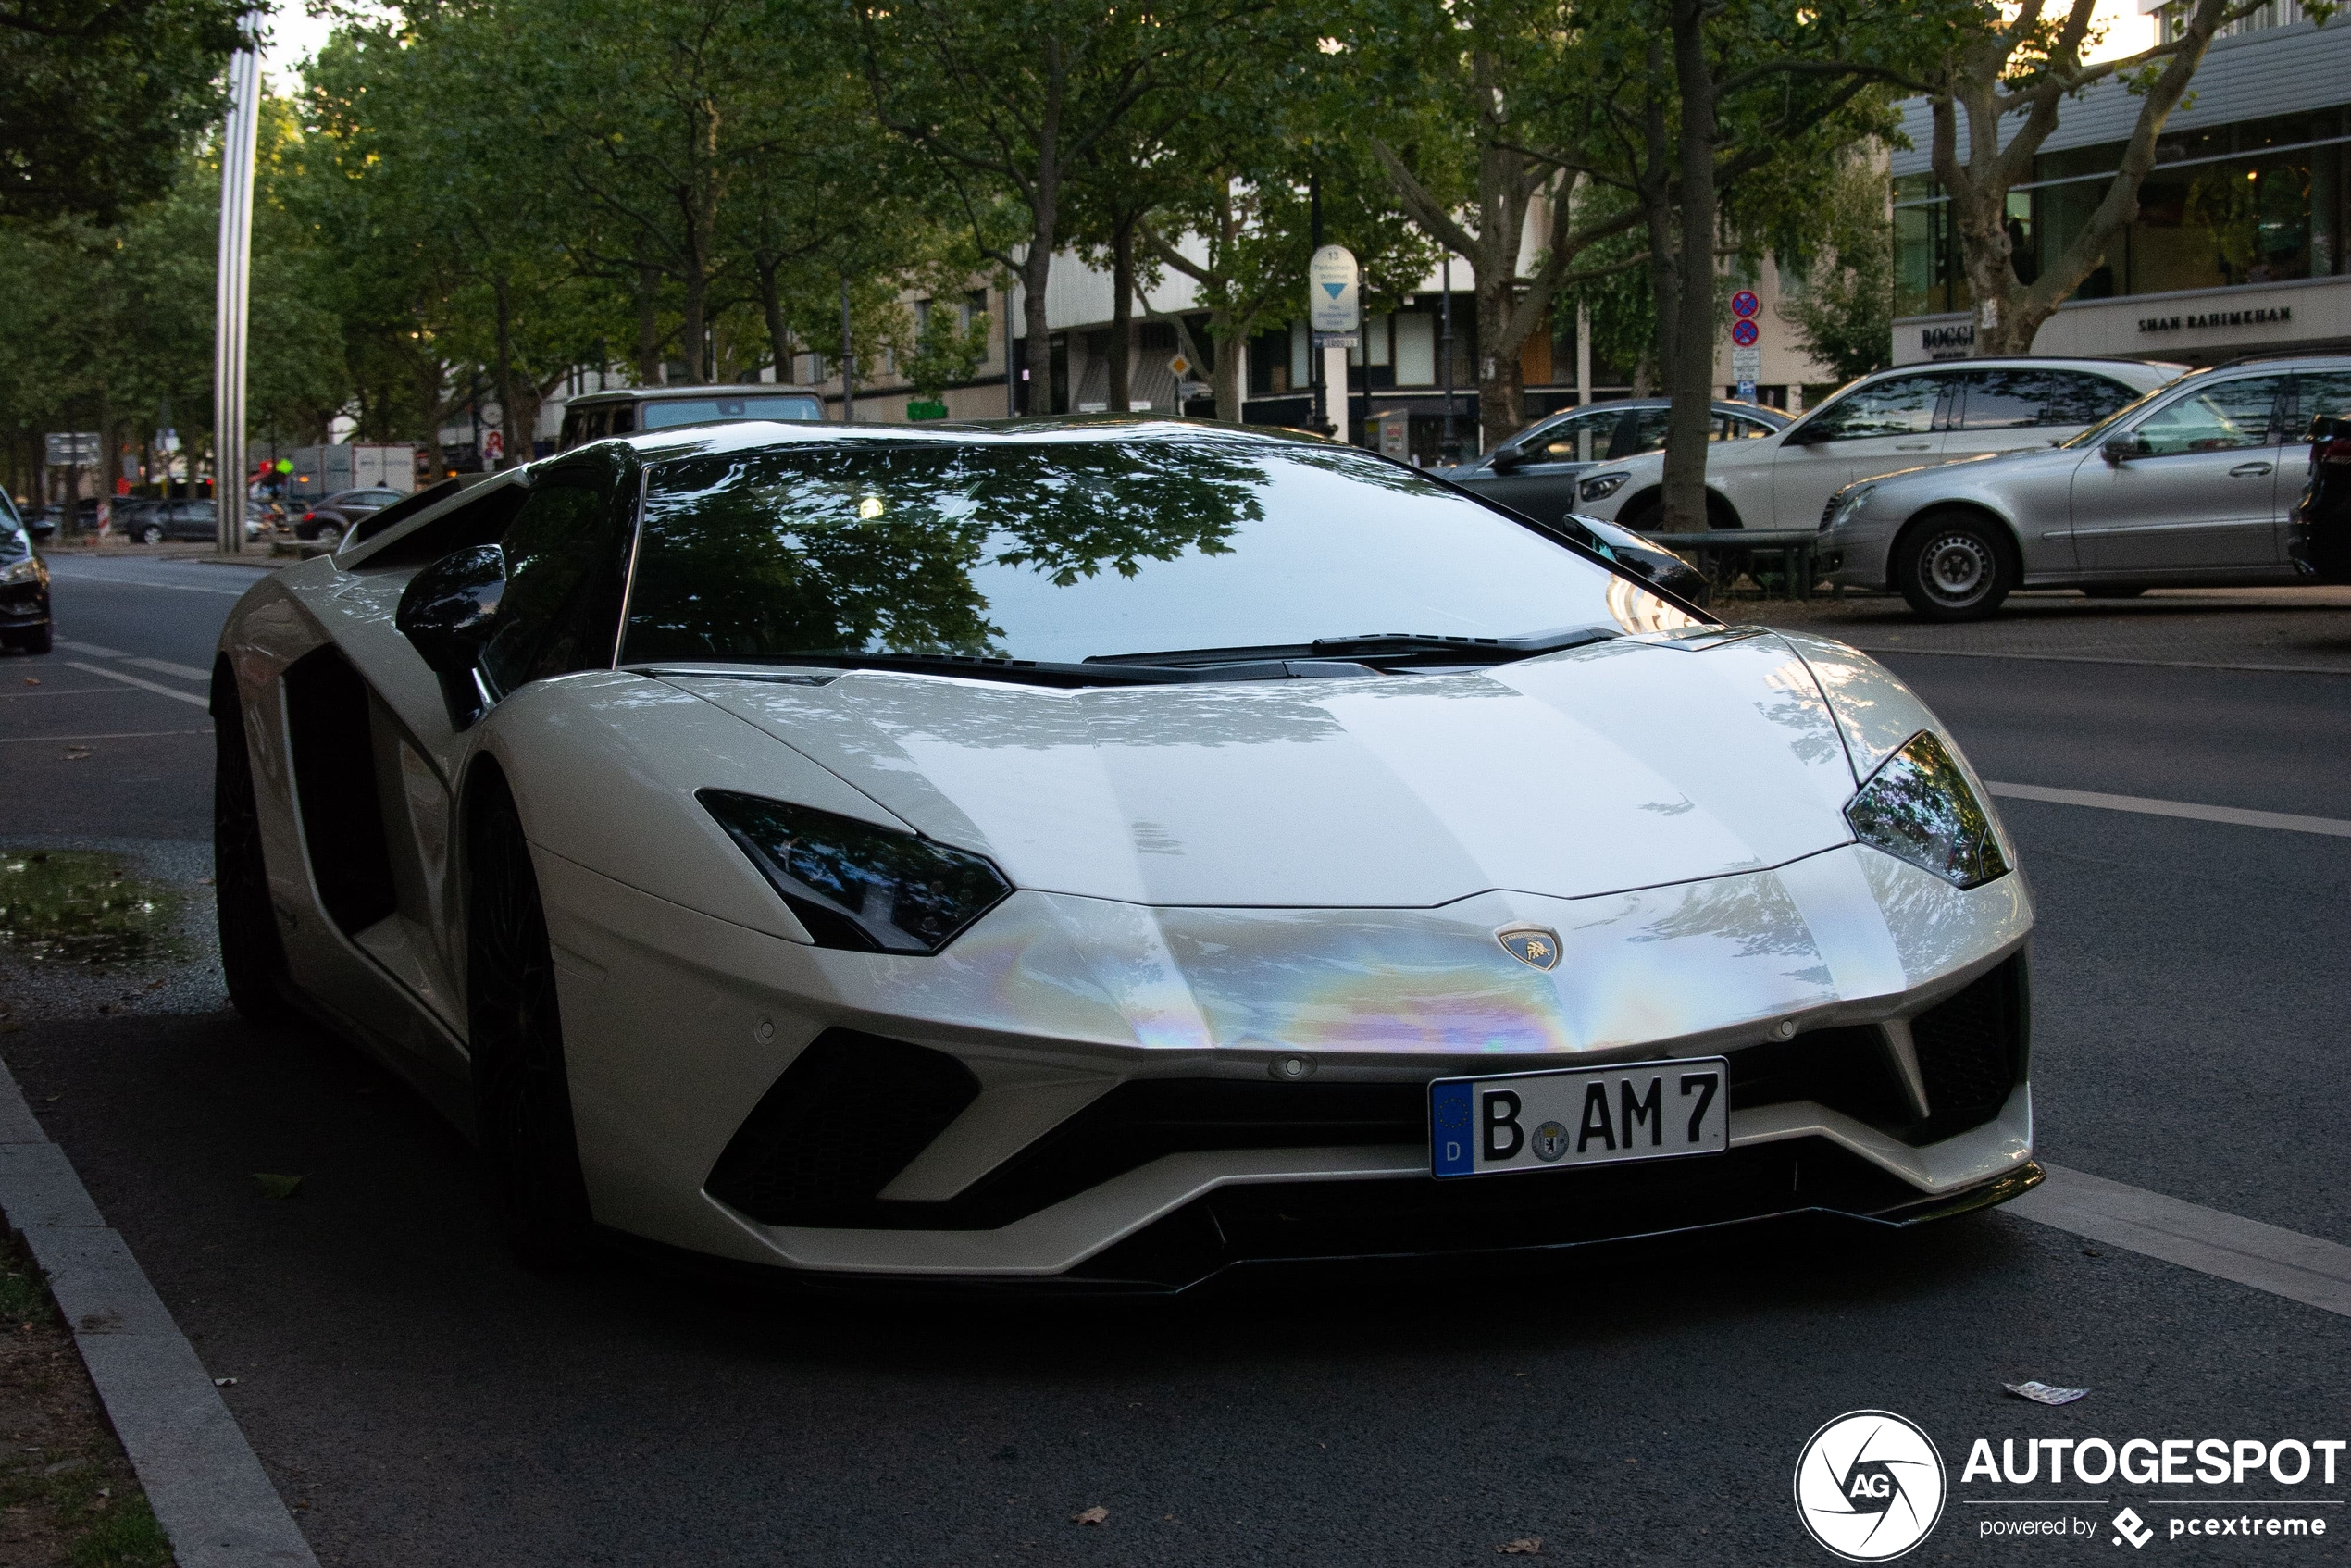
(210, 417), (2037, 1289)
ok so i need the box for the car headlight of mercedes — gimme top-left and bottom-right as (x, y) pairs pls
(1844, 731), (2010, 890)
(1579, 472), (1629, 502)
(699, 789), (1012, 953)
(1826, 482), (1875, 532)
(1, 558), (38, 584)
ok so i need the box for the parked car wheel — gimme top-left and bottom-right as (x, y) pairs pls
(212, 666), (292, 1023)
(1896, 511), (2016, 622)
(466, 773), (595, 1265)
(138, 523), (166, 545)
(314, 520), (344, 548)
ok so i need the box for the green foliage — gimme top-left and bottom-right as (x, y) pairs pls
(901, 303), (992, 403)
(0, 0), (247, 225)
(1781, 159), (1897, 383)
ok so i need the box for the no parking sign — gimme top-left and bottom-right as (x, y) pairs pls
(1731, 290), (1760, 318)
(1731, 318), (1760, 347)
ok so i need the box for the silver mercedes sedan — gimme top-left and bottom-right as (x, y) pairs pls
(1822, 356), (2338, 619)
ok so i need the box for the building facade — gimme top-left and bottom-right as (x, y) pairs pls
(1892, 12), (2351, 367)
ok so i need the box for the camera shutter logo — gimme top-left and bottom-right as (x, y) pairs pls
(1793, 1410), (1946, 1562)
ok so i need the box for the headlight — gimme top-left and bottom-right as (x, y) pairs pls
(1825, 482), (1874, 533)
(699, 789), (1011, 953)
(1580, 472), (1629, 502)
(1845, 731), (2010, 890)
(1, 558), (37, 584)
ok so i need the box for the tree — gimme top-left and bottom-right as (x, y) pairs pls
(1780, 158), (1895, 385)
(1922, 0), (2330, 355)
(856, 0), (1269, 412)
(0, 0), (247, 225)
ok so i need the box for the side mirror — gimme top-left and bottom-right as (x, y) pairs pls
(395, 544), (504, 728)
(2103, 431), (2152, 464)
(1487, 445), (1524, 474)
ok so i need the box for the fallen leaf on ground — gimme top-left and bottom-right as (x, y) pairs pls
(1499, 1539), (1543, 1555)
(20, 678), (35, 685)
(1071, 1507), (1109, 1526)
(251, 1173), (307, 1200)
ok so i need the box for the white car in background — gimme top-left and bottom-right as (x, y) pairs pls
(1573, 357), (2184, 535)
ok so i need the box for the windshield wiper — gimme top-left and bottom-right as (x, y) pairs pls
(637, 650), (1377, 689)
(1088, 624), (1621, 670)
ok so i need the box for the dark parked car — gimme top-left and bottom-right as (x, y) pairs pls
(1, 515), (51, 654)
(2293, 412), (2351, 582)
(118, 498), (220, 543)
(1445, 398), (1792, 528)
(1553, 511), (1710, 605)
(296, 487), (406, 544)
(555, 383), (825, 451)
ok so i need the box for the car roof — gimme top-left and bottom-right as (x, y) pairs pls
(1530, 397), (1791, 420)
(593, 413), (1347, 463)
(566, 383), (823, 405)
(1884, 356), (2183, 380)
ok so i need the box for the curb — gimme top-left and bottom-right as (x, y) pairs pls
(0, 1063), (318, 1566)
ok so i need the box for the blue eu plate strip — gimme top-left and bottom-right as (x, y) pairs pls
(1429, 1079), (1474, 1177)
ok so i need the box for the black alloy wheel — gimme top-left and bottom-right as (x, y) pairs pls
(466, 776), (595, 1265)
(1895, 511), (2016, 622)
(211, 665), (292, 1022)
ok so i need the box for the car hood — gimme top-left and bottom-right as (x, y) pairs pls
(665, 631), (1861, 908)
(1869, 443), (2083, 494)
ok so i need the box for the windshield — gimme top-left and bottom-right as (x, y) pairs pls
(619, 436), (1703, 668)
(640, 394), (823, 430)
(2059, 381), (2178, 449)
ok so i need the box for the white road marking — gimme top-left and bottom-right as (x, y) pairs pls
(1857, 646), (2351, 677)
(56, 640), (129, 658)
(122, 656), (211, 683)
(0, 728), (211, 745)
(41, 566), (246, 598)
(1986, 781), (2351, 838)
(2009, 1164), (2351, 1318)
(61, 662), (210, 709)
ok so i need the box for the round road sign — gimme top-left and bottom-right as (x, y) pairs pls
(1731, 290), (1760, 318)
(1731, 318), (1760, 347)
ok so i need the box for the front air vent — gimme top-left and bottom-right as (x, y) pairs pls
(280, 647), (397, 935)
(704, 1029), (981, 1224)
(1906, 955), (2028, 1144)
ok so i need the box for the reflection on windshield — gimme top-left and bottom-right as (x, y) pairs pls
(0, 528), (27, 565)
(619, 434), (1700, 668)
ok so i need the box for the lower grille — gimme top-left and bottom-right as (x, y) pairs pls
(1908, 956), (2029, 1144)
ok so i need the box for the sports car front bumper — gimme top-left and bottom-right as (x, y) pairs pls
(537, 840), (2034, 1288)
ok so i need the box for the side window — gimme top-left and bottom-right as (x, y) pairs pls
(2133, 375), (2286, 456)
(2292, 371), (2351, 436)
(559, 408), (587, 450)
(1711, 412), (1772, 441)
(1533, 413), (1611, 463)
(1806, 375), (1946, 442)
(2042, 373), (2141, 427)
(1958, 369), (2140, 429)
(479, 480), (627, 694)
(608, 404), (636, 435)
(1624, 407), (1673, 455)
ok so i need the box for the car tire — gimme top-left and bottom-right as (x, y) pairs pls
(315, 521), (343, 548)
(466, 774), (595, 1266)
(212, 666), (292, 1024)
(1894, 511), (2016, 622)
(139, 524), (165, 545)
(2081, 585), (2146, 599)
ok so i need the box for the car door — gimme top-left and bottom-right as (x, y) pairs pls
(1773, 372), (1950, 531)
(1477, 407), (1629, 525)
(2073, 373), (2289, 573)
(1945, 368), (2146, 463)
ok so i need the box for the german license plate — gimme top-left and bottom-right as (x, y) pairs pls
(1429, 1058), (1728, 1178)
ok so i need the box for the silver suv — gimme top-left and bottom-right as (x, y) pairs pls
(1574, 357), (2182, 535)
(1822, 355), (2338, 619)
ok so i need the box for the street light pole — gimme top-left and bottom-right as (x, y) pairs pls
(212, 8), (263, 554)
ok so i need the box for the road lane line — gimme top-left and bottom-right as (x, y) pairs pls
(0, 728), (211, 745)
(41, 569), (246, 598)
(1853, 646), (2351, 677)
(56, 640), (129, 658)
(2009, 1164), (2351, 1318)
(1985, 781), (2351, 838)
(62, 662), (210, 709)
(122, 656), (212, 683)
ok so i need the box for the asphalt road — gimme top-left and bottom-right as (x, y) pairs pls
(3, 559), (2347, 1567)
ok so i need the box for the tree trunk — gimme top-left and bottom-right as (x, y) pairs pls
(1934, 0), (2232, 355)
(1019, 38), (1064, 414)
(759, 260), (793, 380)
(635, 261), (663, 386)
(491, 277), (525, 469)
(679, 263), (710, 386)
(1474, 270), (1524, 451)
(1658, 2), (1719, 534)
(1109, 217), (1134, 412)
